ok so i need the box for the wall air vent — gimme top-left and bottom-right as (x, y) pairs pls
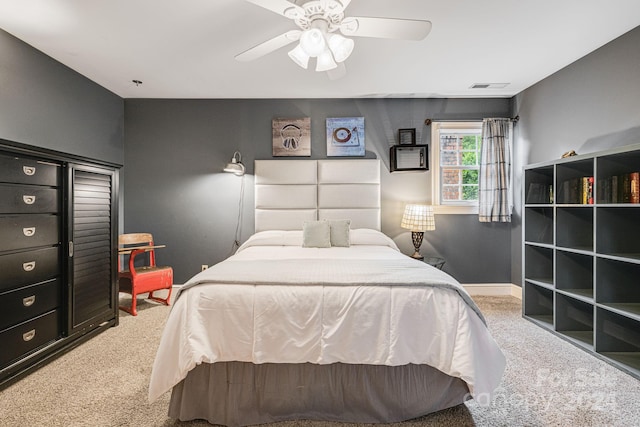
(471, 83), (510, 89)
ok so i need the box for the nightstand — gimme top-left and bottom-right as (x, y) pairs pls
(423, 256), (446, 270)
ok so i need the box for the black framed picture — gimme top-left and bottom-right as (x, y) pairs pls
(398, 128), (416, 145)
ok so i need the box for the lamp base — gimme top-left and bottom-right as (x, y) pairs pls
(410, 231), (425, 261)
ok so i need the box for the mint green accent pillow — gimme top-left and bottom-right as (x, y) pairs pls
(302, 221), (331, 248)
(324, 219), (351, 247)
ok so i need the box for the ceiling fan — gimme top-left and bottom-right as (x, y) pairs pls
(235, 0), (432, 79)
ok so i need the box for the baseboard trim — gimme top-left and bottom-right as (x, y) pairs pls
(463, 283), (522, 299)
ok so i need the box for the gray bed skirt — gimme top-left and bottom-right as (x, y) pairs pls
(168, 362), (470, 426)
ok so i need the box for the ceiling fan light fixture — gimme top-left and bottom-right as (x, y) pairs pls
(288, 44), (310, 69)
(300, 28), (326, 57)
(315, 50), (337, 72)
(327, 33), (354, 63)
(240, 0), (434, 78)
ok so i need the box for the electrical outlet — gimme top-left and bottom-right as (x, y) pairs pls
(201, 264), (208, 272)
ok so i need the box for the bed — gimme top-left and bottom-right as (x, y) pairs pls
(148, 159), (505, 426)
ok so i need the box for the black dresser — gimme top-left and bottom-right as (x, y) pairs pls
(0, 142), (119, 387)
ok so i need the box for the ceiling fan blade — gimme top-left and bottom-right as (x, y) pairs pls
(327, 62), (347, 81)
(340, 17), (432, 40)
(245, 0), (305, 19)
(235, 30), (301, 62)
(338, 0), (352, 10)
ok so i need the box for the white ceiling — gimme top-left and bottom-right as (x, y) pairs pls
(1, 0), (639, 99)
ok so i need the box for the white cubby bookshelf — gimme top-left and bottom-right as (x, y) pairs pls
(523, 142), (640, 379)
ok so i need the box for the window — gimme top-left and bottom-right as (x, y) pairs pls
(431, 122), (482, 214)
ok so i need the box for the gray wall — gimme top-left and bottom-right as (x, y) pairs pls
(124, 98), (512, 283)
(9, 17), (638, 289)
(5, 18), (638, 289)
(511, 25), (640, 285)
(0, 29), (124, 165)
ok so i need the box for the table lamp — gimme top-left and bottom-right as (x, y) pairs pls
(401, 204), (435, 260)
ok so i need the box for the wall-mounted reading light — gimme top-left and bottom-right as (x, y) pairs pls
(224, 151), (245, 176)
(223, 151), (245, 254)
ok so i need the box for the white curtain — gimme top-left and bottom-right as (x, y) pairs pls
(479, 118), (513, 222)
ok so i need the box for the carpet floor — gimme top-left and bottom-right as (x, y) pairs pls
(0, 294), (639, 427)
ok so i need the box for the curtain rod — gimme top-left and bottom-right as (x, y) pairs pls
(424, 116), (519, 126)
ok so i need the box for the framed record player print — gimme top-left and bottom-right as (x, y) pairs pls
(272, 117), (311, 157)
(326, 117), (365, 157)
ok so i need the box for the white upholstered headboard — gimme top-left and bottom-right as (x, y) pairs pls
(255, 159), (381, 232)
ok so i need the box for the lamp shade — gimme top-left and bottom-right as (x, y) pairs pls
(315, 50), (337, 72)
(300, 28), (326, 57)
(224, 151), (245, 176)
(327, 33), (354, 63)
(401, 204), (435, 231)
(287, 20), (355, 73)
(288, 44), (310, 69)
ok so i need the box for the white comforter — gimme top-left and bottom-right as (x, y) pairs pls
(148, 229), (505, 402)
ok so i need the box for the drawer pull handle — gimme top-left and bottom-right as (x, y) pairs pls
(23, 295), (36, 307)
(23, 195), (36, 205)
(23, 166), (36, 176)
(23, 261), (36, 272)
(23, 330), (36, 342)
(23, 227), (36, 237)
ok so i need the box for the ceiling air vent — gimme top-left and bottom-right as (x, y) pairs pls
(471, 83), (509, 89)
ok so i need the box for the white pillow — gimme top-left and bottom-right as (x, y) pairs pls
(302, 221), (331, 248)
(349, 229), (400, 251)
(323, 219), (351, 247)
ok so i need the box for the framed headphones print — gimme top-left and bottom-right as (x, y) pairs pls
(272, 117), (311, 157)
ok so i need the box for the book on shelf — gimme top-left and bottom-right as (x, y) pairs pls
(622, 174), (631, 203)
(598, 173), (640, 203)
(596, 178), (608, 204)
(558, 176), (593, 204)
(568, 178), (580, 204)
(581, 176), (594, 204)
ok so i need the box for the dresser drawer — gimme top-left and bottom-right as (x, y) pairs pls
(0, 279), (61, 331)
(0, 185), (59, 214)
(0, 153), (60, 187)
(0, 310), (61, 369)
(0, 215), (60, 252)
(0, 247), (60, 292)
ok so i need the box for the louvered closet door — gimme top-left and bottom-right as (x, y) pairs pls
(68, 164), (118, 333)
